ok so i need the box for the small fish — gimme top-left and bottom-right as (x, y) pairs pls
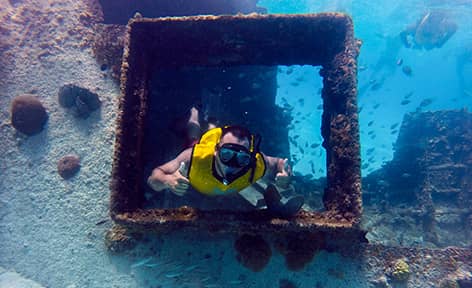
(290, 82), (300, 87)
(400, 99), (411, 105)
(402, 65), (412, 76)
(362, 163), (370, 169)
(165, 272), (184, 278)
(131, 257), (153, 268)
(396, 58), (403, 66)
(367, 121), (374, 127)
(286, 67), (294, 75)
(390, 123), (399, 130)
(293, 135), (300, 139)
(373, 103), (380, 109)
(184, 264), (199, 272)
(367, 148), (375, 154)
(251, 82), (261, 89)
(371, 81), (382, 91)
(404, 91), (414, 99)
(95, 219), (108, 225)
(317, 104), (323, 110)
(298, 98), (305, 106)
(310, 143), (320, 148)
(419, 98), (433, 107)
(283, 103), (293, 110)
(144, 263), (159, 268)
(391, 130), (398, 134)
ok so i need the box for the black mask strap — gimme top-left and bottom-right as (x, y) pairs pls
(249, 133), (261, 183)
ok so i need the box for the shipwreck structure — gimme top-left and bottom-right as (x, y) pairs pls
(110, 13), (363, 237)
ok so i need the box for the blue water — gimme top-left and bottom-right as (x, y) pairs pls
(262, 0), (472, 175)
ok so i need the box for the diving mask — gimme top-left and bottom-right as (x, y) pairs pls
(217, 143), (252, 168)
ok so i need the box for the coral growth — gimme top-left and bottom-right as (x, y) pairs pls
(10, 94), (48, 135)
(234, 234), (272, 272)
(104, 225), (139, 253)
(58, 84), (101, 118)
(91, 24), (126, 80)
(391, 259), (410, 282)
(57, 154), (81, 179)
(274, 232), (324, 271)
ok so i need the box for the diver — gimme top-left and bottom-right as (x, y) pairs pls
(399, 10), (457, 50)
(147, 124), (305, 218)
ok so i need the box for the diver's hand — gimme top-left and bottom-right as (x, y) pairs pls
(275, 158), (292, 189)
(164, 170), (190, 196)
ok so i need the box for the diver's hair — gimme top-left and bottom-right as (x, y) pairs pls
(221, 126), (252, 142)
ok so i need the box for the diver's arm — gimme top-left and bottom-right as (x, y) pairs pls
(262, 155), (292, 188)
(147, 148), (191, 194)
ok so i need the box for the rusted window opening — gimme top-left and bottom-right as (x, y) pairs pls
(110, 13), (362, 235)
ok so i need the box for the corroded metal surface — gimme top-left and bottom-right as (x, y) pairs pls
(364, 110), (472, 247)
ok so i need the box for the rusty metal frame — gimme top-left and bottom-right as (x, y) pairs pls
(110, 13), (362, 235)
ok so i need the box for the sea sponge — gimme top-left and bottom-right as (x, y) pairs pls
(57, 154), (81, 179)
(391, 259), (410, 282)
(234, 234), (272, 272)
(274, 232), (324, 271)
(10, 94), (48, 135)
(58, 84), (101, 118)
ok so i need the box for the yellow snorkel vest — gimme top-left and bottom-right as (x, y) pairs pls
(188, 127), (266, 196)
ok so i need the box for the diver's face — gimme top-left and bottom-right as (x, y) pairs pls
(215, 132), (250, 177)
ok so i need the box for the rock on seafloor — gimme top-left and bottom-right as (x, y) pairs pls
(10, 94), (48, 135)
(58, 84), (101, 118)
(234, 234), (272, 272)
(57, 154), (81, 179)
